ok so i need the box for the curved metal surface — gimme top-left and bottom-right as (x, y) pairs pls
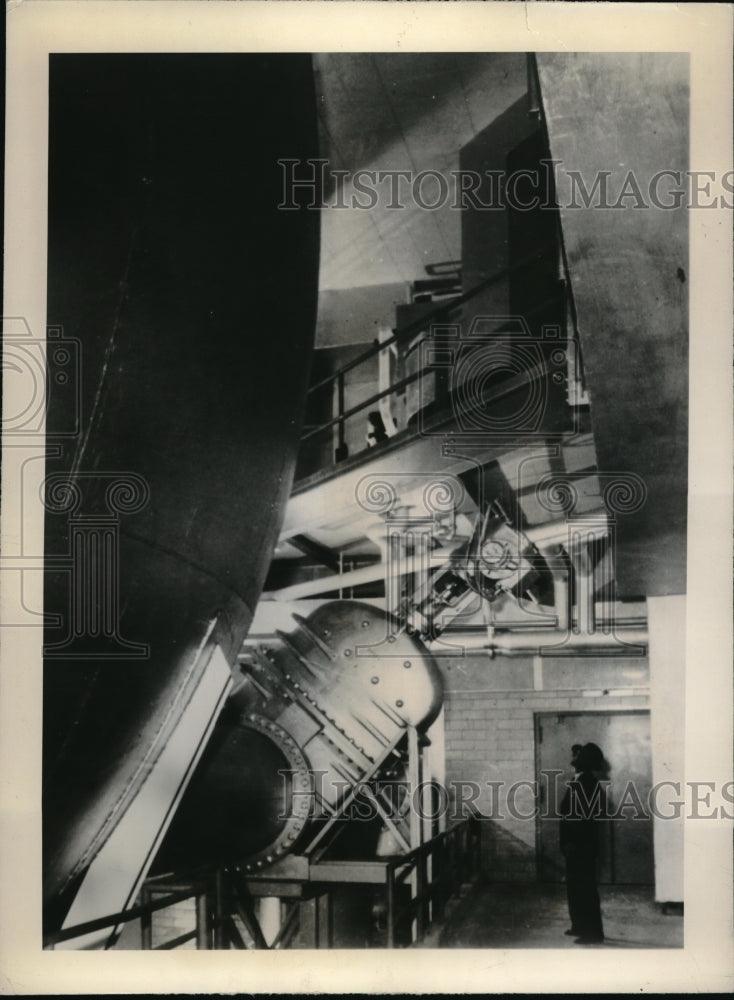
(154, 600), (444, 872)
(536, 53), (688, 597)
(43, 54), (321, 929)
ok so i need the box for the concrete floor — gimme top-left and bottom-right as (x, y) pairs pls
(419, 879), (683, 949)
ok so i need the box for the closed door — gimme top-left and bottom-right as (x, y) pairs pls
(535, 711), (654, 884)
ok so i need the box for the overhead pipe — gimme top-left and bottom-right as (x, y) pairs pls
(492, 628), (648, 657)
(429, 627), (648, 658)
(265, 544), (460, 603)
(524, 514), (608, 636)
(266, 562), (387, 602)
(488, 611), (648, 632)
(537, 542), (571, 634)
(367, 519), (403, 617)
(571, 541), (596, 636)
(524, 511), (609, 550)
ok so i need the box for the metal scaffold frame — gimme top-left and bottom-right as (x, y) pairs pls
(44, 724), (481, 951)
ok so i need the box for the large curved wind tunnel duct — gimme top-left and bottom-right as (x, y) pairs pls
(43, 54), (321, 944)
(534, 53), (688, 598)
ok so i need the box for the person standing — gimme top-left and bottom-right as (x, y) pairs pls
(559, 742), (606, 944)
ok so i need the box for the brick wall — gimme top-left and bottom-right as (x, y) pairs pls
(440, 651), (650, 881)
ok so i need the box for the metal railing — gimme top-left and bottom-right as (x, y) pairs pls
(298, 242), (569, 478)
(43, 881), (207, 949)
(44, 817), (481, 951)
(306, 244), (555, 403)
(383, 817), (481, 947)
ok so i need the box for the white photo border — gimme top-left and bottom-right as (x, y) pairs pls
(1, 1), (732, 993)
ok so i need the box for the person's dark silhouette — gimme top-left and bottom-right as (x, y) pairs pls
(366, 410), (389, 447)
(559, 742), (606, 944)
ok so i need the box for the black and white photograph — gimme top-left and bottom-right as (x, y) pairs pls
(1, 2), (732, 994)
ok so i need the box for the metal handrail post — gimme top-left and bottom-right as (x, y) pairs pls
(140, 886), (152, 949)
(434, 837), (447, 922)
(386, 865), (396, 949)
(195, 890), (211, 949)
(415, 846), (426, 941)
(335, 371), (347, 461)
(212, 869), (226, 949)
